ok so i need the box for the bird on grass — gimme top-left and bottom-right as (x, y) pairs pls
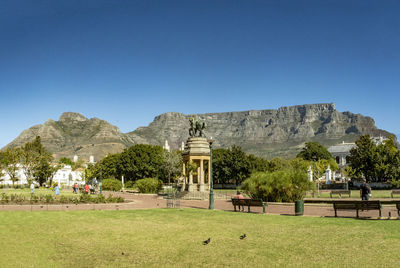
(240, 234), (247, 240)
(203, 238), (211, 245)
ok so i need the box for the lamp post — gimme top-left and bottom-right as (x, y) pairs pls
(208, 138), (214, 210)
(312, 156), (317, 198)
(99, 166), (103, 195)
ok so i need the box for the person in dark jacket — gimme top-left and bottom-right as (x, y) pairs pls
(360, 179), (371, 200)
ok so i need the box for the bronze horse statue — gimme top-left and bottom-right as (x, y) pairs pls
(189, 117), (206, 137)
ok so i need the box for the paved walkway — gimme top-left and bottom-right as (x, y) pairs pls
(1, 192), (398, 219)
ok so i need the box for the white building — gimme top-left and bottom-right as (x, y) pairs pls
(328, 141), (356, 168)
(1, 164), (84, 186)
(53, 165), (84, 186)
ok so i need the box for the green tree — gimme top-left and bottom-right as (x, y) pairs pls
(119, 144), (165, 182)
(1, 147), (22, 187)
(347, 135), (377, 181)
(59, 157), (74, 166)
(247, 154), (269, 173)
(83, 163), (97, 183)
(229, 145), (252, 185)
(97, 153), (122, 179)
(47, 163), (62, 187)
(374, 136), (400, 181)
(297, 141), (333, 161)
(161, 150), (182, 184)
(185, 160), (198, 179)
(267, 158), (290, 172)
(33, 158), (54, 186)
(212, 148), (231, 185)
(24, 137), (54, 185)
(21, 136), (50, 184)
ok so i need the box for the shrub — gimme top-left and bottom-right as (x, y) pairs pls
(1, 193), (9, 204)
(79, 193), (92, 203)
(241, 169), (313, 202)
(105, 194), (124, 203)
(134, 178), (163, 193)
(102, 178), (122, 191)
(44, 194), (54, 204)
(93, 194), (106, 204)
(30, 194), (39, 204)
(125, 181), (134, 189)
(59, 195), (69, 204)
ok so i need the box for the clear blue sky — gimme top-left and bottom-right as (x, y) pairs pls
(1, 0), (399, 148)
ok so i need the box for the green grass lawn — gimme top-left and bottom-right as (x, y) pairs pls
(1, 188), (78, 197)
(0, 209), (399, 267)
(305, 190), (393, 199)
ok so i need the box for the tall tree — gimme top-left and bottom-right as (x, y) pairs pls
(374, 136), (400, 181)
(161, 150), (183, 184)
(347, 135), (377, 181)
(21, 136), (46, 184)
(97, 153), (122, 179)
(229, 145), (251, 185)
(119, 144), (165, 181)
(297, 141), (333, 161)
(1, 147), (22, 187)
(212, 146), (255, 185)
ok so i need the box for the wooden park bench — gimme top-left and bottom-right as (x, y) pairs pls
(330, 190), (351, 198)
(231, 198), (267, 213)
(393, 201), (400, 217)
(332, 200), (382, 218)
(391, 189), (400, 198)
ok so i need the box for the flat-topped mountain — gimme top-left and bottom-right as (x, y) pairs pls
(4, 104), (394, 160)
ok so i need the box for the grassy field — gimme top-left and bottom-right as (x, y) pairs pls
(0, 209), (399, 267)
(1, 188), (78, 197)
(305, 190), (393, 199)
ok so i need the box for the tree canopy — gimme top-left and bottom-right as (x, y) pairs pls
(297, 141), (333, 161)
(348, 135), (400, 182)
(212, 146), (268, 185)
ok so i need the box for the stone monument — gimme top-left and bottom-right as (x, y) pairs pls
(325, 165), (332, 185)
(182, 118), (211, 192)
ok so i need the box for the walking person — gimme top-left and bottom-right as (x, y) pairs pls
(84, 184), (89, 194)
(30, 182), (35, 194)
(54, 184), (60, 197)
(360, 179), (371, 200)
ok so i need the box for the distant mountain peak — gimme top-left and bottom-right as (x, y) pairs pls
(59, 112), (87, 122)
(3, 103), (395, 160)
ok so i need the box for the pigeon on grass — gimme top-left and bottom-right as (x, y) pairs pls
(203, 238), (211, 245)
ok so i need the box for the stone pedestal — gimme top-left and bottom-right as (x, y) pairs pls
(188, 183), (196, 192)
(199, 184), (205, 192)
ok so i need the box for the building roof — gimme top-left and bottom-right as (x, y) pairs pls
(328, 142), (356, 154)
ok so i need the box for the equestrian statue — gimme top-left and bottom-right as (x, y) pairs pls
(189, 117), (206, 137)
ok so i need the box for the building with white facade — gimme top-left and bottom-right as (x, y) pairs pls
(1, 164), (84, 187)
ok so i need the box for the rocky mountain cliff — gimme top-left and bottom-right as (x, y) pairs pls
(4, 103), (394, 160)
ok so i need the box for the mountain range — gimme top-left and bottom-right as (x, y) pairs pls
(3, 103), (394, 161)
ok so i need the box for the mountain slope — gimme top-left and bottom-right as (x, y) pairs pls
(4, 103), (394, 160)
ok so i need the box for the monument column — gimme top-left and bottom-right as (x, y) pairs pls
(199, 159), (205, 192)
(181, 117), (210, 195)
(182, 162), (187, 186)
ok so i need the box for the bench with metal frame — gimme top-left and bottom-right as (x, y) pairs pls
(330, 190), (351, 198)
(391, 189), (400, 198)
(231, 198), (267, 213)
(332, 200), (382, 218)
